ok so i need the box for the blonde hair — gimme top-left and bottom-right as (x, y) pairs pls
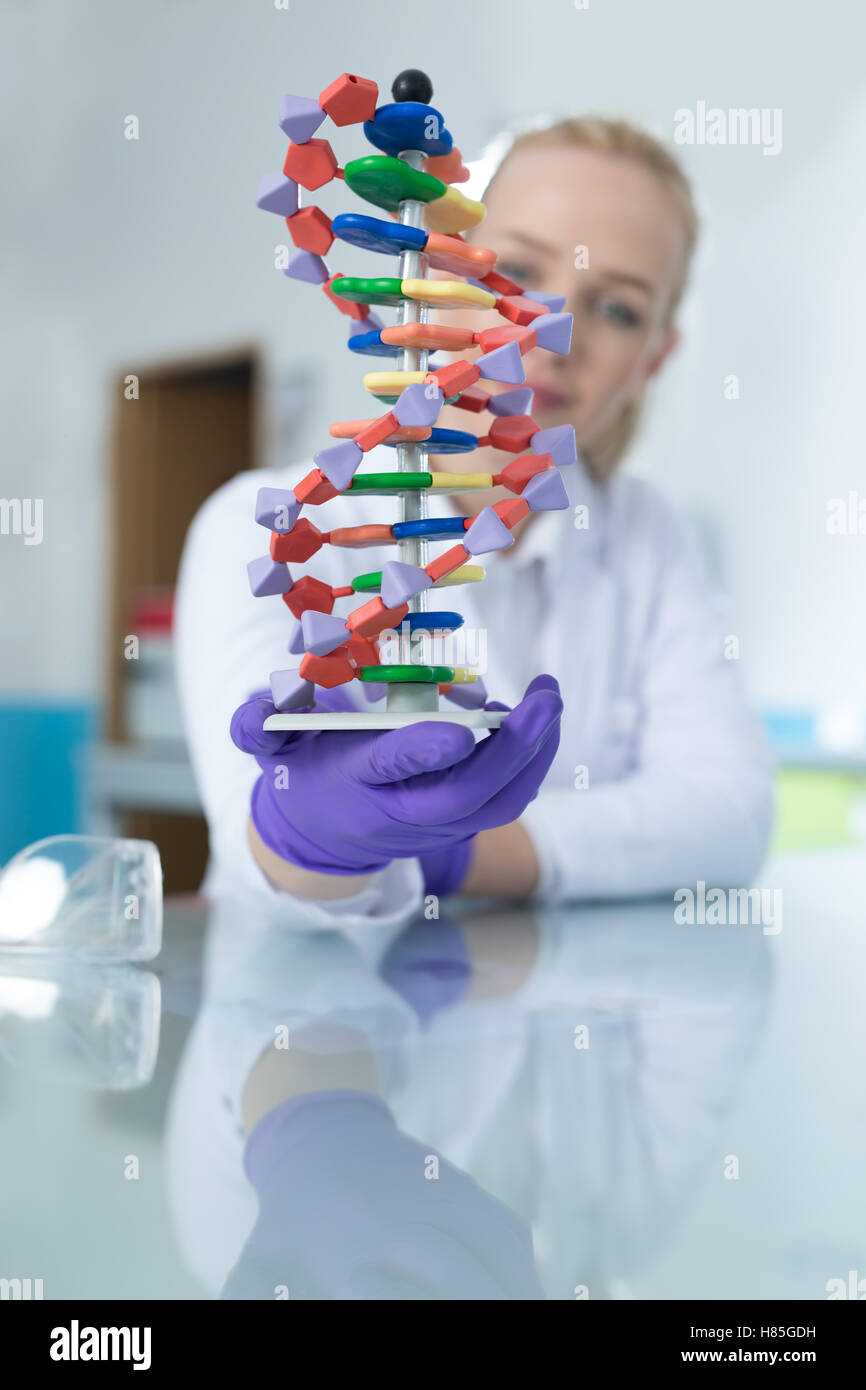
(484, 118), (699, 480)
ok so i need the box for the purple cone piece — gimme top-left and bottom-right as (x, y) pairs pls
(380, 560), (432, 608)
(256, 173), (300, 218)
(465, 277), (493, 294)
(248, 555), (292, 598)
(270, 668), (315, 712)
(349, 312), (384, 336)
(362, 681), (388, 703)
(284, 249), (329, 284)
(523, 469), (569, 512)
(278, 94), (326, 144)
(533, 312), (573, 356)
(301, 610), (349, 656)
(488, 387), (534, 418)
(393, 381), (444, 428)
(442, 676), (487, 709)
(524, 291), (567, 312)
(532, 424), (577, 467)
(288, 621), (306, 655)
(255, 486), (301, 532)
(314, 440), (362, 490)
(463, 506), (515, 556)
(476, 340), (525, 384)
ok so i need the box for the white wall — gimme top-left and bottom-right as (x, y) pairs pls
(1, 0), (863, 708)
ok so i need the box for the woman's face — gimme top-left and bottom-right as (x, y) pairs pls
(438, 143), (687, 450)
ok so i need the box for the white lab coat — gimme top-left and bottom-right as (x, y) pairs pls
(174, 447), (773, 925)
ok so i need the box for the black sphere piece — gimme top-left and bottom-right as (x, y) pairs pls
(391, 69), (433, 104)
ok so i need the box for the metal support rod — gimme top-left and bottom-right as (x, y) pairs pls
(388, 147), (433, 708)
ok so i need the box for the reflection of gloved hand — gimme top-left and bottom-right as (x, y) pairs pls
(221, 1090), (543, 1300)
(379, 914), (472, 1027)
(230, 676), (562, 877)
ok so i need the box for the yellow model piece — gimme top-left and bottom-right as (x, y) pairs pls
(362, 369), (429, 394)
(429, 471), (494, 491)
(425, 186), (486, 234)
(402, 278), (496, 310)
(431, 565), (485, 586)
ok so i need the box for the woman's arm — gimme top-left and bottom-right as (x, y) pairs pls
(247, 819), (374, 899)
(460, 821), (541, 897)
(175, 473), (425, 920)
(176, 477), (561, 907)
(463, 490), (774, 904)
(241, 1022), (382, 1135)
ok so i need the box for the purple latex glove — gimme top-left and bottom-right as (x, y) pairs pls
(230, 675), (562, 877)
(221, 1090), (543, 1300)
(417, 693), (512, 895)
(418, 840), (473, 896)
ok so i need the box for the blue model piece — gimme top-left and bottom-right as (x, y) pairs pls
(332, 212), (427, 257)
(363, 102), (453, 158)
(421, 428), (477, 454)
(347, 329), (400, 358)
(398, 609), (464, 632)
(392, 517), (468, 541)
(383, 428), (477, 454)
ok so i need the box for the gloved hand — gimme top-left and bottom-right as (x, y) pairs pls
(230, 675), (562, 877)
(417, 840), (473, 897)
(221, 1089), (544, 1300)
(417, 693), (513, 896)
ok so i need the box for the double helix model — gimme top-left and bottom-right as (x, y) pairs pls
(250, 67), (575, 732)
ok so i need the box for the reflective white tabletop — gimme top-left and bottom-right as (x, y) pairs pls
(1, 850), (863, 1301)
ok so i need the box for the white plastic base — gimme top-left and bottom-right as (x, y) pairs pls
(263, 709), (507, 732)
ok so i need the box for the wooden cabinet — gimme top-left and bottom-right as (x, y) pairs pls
(101, 346), (260, 893)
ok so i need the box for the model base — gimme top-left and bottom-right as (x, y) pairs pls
(263, 708), (507, 732)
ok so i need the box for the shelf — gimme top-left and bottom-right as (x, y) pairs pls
(85, 743), (201, 815)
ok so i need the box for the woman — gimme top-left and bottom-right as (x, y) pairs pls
(176, 117), (773, 924)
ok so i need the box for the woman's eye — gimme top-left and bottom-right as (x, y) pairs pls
(494, 260), (536, 288)
(597, 298), (642, 328)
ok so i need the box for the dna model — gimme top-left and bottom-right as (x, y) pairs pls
(250, 68), (575, 732)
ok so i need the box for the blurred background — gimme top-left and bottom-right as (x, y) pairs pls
(1, 0), (865, 892)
